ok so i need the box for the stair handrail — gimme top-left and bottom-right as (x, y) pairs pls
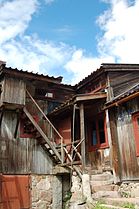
(26, 89), (64, 163)
(26, 90), (63, 139)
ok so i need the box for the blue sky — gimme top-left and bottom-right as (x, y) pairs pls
(27, 0), (108, 54)
(0, 0), (139, 84)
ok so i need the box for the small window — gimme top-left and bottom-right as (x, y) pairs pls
(132, 112), (139, 156)
(89, 113), (108, 151)
(20, 115), (38, 138)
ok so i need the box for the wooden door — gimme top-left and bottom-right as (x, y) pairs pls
(1, 175), (30, 209)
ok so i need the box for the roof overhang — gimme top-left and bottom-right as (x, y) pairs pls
(49, 92), (107, 117)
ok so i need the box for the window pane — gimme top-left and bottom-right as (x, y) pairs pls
(91, 122), (97, 146)
(98, 117), (105, 144)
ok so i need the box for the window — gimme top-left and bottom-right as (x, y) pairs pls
(89, 113), (108, 151)
(20, 115), (38, 138)
(132, 112), (139, 156)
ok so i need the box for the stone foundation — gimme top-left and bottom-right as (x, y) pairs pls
(30, 173), (139, 209)
(31, 174), (71, 209)
(31, 175), (53, 209)
(119, 182), (139, 198)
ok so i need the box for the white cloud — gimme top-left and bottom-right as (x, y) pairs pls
(64, 50), (114, 84)
(64, 0), (139, 84)
(0, 0), (38, 43)
(1, 0), (139, 85)
(97, 0), (139, 63)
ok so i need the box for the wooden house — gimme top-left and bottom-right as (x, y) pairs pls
(0, 62), (75, 209)
(1, 61), (139, 208)
(49, 63), (139, 183)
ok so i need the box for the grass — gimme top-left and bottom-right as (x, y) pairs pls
(93, 201), (136, 209)
(122, 202), (135, 209)
(93, 202), (109, 209)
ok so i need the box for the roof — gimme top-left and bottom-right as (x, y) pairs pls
(0, 62), (74, 89)
(76, 63), (139, 90)
(105, 82), (139, 108)
(1, 66), (62, 83)
(0, 60), (6, 67)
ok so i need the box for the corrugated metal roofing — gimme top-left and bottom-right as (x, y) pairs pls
(0, 63), (74, 88)
(4, 66), (63, 82)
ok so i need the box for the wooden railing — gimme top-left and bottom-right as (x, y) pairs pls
(26, 90), (83, 168)
(26, 90), (64, 163)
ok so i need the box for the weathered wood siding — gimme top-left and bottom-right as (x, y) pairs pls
(87, 148), (111, 171)
(111, 97), (139, 181)
(107, 71), (139, 101)
(57, 117), (71, 145)
(0, 111), (53, 174)
(86, 116), (111, 171)
(1, 77), (26, 105)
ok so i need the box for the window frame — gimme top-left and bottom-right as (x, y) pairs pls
(132, 112), (139, 156)
(89, 112), (109, 151)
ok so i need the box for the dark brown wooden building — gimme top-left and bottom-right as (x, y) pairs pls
(1, 62), (139, 208)
(50, 63), (139, 182)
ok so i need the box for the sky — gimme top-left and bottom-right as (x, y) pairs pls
(0, 0), (139, 84)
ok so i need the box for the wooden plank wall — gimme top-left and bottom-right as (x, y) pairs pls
(0, 111), (53, 174)
(108, 72), (139, 100)
(1, 77), (26, 105)
(85, 110), (111, 171)
(113, 97), (139, 181)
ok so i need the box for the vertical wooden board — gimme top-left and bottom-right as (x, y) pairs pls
(31, 139), (53, 174)
(117, 105), (139, 180)
(109, 108), (122, 182)
(57, 117), (71, 145)
(1, 111), (17, 139)
(2, 175), (30, 209)
(2, 77), (26, 105)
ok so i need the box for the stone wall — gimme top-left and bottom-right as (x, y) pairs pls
(31, 175), (53, 209)
(119, 182), (139, 198)
(31, 174), (70, 209)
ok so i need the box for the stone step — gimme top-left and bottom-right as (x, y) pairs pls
(91, 184), (119, 193)
(99, 204), (130, 209)
(90, 171), (113, 181)
(90, 178), (114, 187)
(92, 191), (121, 199)
(101, 197), (139, 207)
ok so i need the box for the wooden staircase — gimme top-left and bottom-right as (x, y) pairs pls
(24, 90), (83, 177)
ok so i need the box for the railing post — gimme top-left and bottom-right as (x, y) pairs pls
(79, 103), (86, 170)
(61, 137), (64, 164)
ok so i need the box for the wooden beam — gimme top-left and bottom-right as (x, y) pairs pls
(23, 107), (62, 163)
(75, 93), (106, 102)
(80, 103), (86, 170)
